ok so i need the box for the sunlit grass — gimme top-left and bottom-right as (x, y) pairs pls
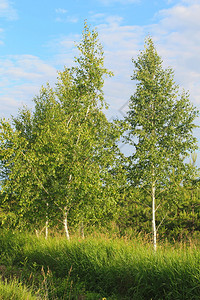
(0, 279), (37, 300)
(0, 230), (200, 299)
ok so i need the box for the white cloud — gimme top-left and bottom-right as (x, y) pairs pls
(55, 15), (78, 23)
(93, 1), (200, 160)
(180, 0), (200, 4)
(0, 0), (18, 20)
(2, 0), (200, 125)
(93, 17), (145, 112)
(88, 4), (200, 161)
(149, 2), (200, 106)
(55, 7), (78, 23)
(55, 8), (68, 14)
(89, 13), (107, 22)
(0, 55), (57, 118)
(1, 0), (200, 159)
(0, 55), (56, 80)
(45, 33), (80, 68)
(87, 1), (200, 113)
(158, 3), (200, 30)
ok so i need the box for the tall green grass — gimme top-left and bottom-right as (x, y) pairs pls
(0, 279), (37, 300)
(0, 230), (200, 299)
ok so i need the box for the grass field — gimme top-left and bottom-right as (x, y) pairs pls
(0, 230), (200, 299)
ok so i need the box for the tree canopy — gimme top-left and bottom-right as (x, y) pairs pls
(0, 29), (199, 243)
(123, 36), (199, 249)
(0, 23), (124, 237)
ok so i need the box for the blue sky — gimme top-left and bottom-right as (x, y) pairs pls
(0, 0), (200, 163)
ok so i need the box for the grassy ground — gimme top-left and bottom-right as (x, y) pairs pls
(0, 278), (37, 300)
(0, 230), (200, 299)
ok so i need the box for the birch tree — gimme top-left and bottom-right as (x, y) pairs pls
(123, 37), (199, 250)
(0, 23), (122, 237)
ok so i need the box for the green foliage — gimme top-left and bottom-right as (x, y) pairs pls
(0, 23), (124, 234)
(72, 21), (113, 107)
(124, 36), (198, 187)
(122, 36), (199, 247)
(1, 26), (200, 242)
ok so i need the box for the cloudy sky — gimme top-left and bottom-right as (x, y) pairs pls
(0, 0), (200, 162)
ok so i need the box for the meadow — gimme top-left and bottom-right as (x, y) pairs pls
(0, 230), (200, 299)
(1, 22), (199, 300)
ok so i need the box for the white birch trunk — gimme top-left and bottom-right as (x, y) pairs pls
(45, 219), (48, 240)
(152, 168), (157, 251)
(80, 221), (85, 239)
(45, 202), (49, 240)
(63, 211), (70, 240)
